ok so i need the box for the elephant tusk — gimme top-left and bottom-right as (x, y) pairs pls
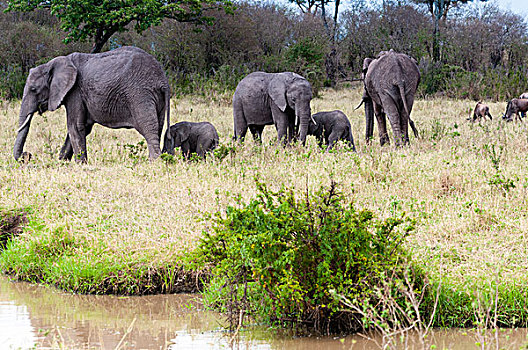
(17, 114), (34, 133)
(354, 100), (364, 110)
(311, 116), (316, 125)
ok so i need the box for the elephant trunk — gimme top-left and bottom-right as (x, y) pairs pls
(296, 105), (311, 145)
(13, 113), (34, 160)
(364, 97), (374, 144)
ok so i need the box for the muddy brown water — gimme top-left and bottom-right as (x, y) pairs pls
(1, 277), (527, 349)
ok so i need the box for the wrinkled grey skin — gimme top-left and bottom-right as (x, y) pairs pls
(162, 121), (219, 159)
(308, 110), (356, 151)
(519, 93), (528, 117)
(233, 72), (313, 145)
(357, 50), (420, 147)
(14, 46), (171, 163)
(502, 98), (528, 122)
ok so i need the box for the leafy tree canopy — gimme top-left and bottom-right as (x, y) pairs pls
(6, 0), (234, 53)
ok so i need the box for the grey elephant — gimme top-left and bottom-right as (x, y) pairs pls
(308, 110), (356, 151)
(356, 50), (420, 146)
(14, 46), (172, 163)
(469, 102), (493, 122)
(162, 121), (219, 159)
(233, 72), (313, 145)
(519, 93), (528, 117)
(502, 98), (528, 122)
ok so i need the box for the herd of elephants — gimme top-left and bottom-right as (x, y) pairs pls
(11, 46), (528, 163)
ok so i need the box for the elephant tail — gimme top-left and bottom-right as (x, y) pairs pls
(398, 81), (418, 137)
(397, 81), (411, 118)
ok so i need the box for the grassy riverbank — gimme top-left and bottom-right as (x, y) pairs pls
(1, 87), (528, 328)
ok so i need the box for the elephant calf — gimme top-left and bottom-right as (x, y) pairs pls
(502, 99), (528, 122)
(308, 110), (356, 151)
(162, 121), (219, 159)
(469, 102), (492, 122)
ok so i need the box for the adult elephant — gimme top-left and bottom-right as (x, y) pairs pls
(233, 72), (313, 145)
(13, 46), (171, 162)
(357, 50), (420, 147)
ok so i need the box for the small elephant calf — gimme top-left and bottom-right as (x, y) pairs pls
(469, 102), (492, 122)
(308, 110), (356, 151)
(162, 121), (219, 159)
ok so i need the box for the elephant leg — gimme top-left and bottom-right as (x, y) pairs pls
(64, 99), (90, 163)
(326, 131), (341, 151)
(249, 125), (264, 143)
(374, 104), (389, 146)
(181, 142), (192, 159)
(59, 134), (73, 161)
(400, 114), (410, 145)
(287, 116), (297, 144)
(59, 122), (93, 161)
(271, 104), (289, 145)
(380, 97), (403, 147)
(133, 103), (163, 160)
(233, 97), (248, 141)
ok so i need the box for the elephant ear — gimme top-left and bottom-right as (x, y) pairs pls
(268, 74), (289, 112)
(176, 124), (190, 144)
(362, 58), (373, 74)
(48, 56), (78, 112)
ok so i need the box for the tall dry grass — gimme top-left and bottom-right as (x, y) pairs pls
(0, 86), (527, 292)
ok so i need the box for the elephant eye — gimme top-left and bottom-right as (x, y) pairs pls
(30, 87), (37, 92)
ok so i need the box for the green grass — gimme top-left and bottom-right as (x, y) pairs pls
(0, 86), (527, 327)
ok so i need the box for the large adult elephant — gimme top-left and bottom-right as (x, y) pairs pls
(233, 72), (313, 145)
(13, 46), (172, 162)
(357, 50), (420, 147)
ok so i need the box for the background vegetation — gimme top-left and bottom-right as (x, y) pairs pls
(1, 87), (528, 333)
(0, 0), (527, 100)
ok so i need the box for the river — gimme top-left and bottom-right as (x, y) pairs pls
(1, 277), (527, 349)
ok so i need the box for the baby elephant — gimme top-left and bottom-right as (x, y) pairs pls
(308, 110), (356, 151)
(162, 121), (219, 158)
(469, 102), (492, 122)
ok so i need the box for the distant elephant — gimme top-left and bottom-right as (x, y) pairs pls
(519, 93), (528, 117)
(13, 46), (172, 163)
(308, 110), (356, 151)
(502, 98), (528, 122)
(469, 102), (493, 122)
(162, 121), (219, 159)
(233, 72), (313, 145)
(356, 50), (420, 146)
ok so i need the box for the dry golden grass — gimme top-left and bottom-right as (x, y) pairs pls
(0, 86), (527, 287)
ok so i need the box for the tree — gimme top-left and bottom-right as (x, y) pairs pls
(289, 0), (342, 87)
(414, 0), (488, 61)
(6, 0), (234, 53)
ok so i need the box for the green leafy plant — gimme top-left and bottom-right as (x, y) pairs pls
(123, 140), (147, 165)
(192, 179), (426, 334)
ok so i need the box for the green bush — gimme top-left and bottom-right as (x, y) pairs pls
(193, 179), (427, 334)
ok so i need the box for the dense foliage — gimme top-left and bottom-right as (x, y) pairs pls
(194, 179), (427, 334)
(5, 0), (234, 53)
(1, 0), (527, 99)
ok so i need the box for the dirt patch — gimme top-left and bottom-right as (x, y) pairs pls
(0, 210), (28, 249)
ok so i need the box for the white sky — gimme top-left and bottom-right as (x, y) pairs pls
(494, 0), (528, 15)
(275, 0), (528, 18)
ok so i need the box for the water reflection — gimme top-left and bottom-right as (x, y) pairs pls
(1, 276), (528, 349)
